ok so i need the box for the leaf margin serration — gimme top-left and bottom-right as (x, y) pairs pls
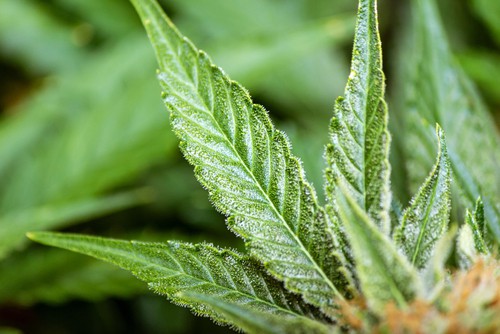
(27, 231), (331, 330)
(393, 125), (452, 269)
(129, 0), (352, 314)
(325, 0), (392, 235)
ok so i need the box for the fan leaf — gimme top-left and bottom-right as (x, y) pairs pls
(130, 0), (351, 312)
(28, 232), (330, 329)
(325, 0), (391, 234)
(394, 126), (451, 269)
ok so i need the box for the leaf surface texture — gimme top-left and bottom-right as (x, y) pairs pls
(130, 0), (350, 311)
(394, 127), (451, 269)
(336, 184), (420, 313)
(28, 232), (330, 330)
(325, 0), (391, 233)
(402, 0), (500, 240)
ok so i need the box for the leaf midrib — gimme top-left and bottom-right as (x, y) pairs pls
(154, 27), (342, 303)
(203, 93), (342, 301)
(410, 172), (440, 266)
(350, 0), (383, 216)
(145, 0), (343, 302)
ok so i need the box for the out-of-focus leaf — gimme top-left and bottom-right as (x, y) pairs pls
(208, 15), (354, 88)
(168, 0), (303, 41)
(53, 0), (138, 38)
(0, 190), (151, 259)
(0, 0), (86, 73)
(0, 328), (21, 334)
(470, 0), (500, 46)
(0, 247), (147, 305)
(170, 0), (353, 125)
(400, 0), (500, 240)
(0, 36), (176, 212)
(459, 51), (500, 107)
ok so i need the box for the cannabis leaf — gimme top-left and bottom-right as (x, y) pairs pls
(130, 0), (350, 312)
(335, 183), (420, 314)
(394, 126), (451, 269)
(325, 0), (391, 234)
(464, 198), (488, 254)
(27, 232), (331, 332)
(181, 293), (331, 334)
(402, 0), (500, 240)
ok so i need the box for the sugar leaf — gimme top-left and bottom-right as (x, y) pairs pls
(420, 226), (456, 301)
(464, 198), (489, 254)
(335, 183), (420, 314)
(394, 126), (451, 269)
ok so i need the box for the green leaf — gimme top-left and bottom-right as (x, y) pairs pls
(459, 51), (500, 106)
(465, 198), (488, 254)
(470, 0), (500, 46)
(0, 190), (149, 259)
(336, 183), (420, 314)
(130, 0), (350, 312)
(0, 0), (85, 73)
(0, 36), (176, 211)
(181, 293), (332, 334)
(402, 0), (500, 241)
(208, 15), (355, 88)
(28, 232), (330, 329)
(325, 0), (391, 234)
(394, 126), (451, 269)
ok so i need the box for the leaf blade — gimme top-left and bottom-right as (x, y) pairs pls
(394, 126), (452, 269)
(28, 232), (330, 329)
(181, 293), (332, 334)
(325, 0), (391, 233)
(335, 183), (420, 314)
(130, 0), (350, 311)
(464, 198), (489, 255)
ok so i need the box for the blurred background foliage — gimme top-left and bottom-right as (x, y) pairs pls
(0, 0), (498, 333)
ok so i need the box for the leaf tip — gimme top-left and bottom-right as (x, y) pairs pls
(26, 231), (51, 244)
